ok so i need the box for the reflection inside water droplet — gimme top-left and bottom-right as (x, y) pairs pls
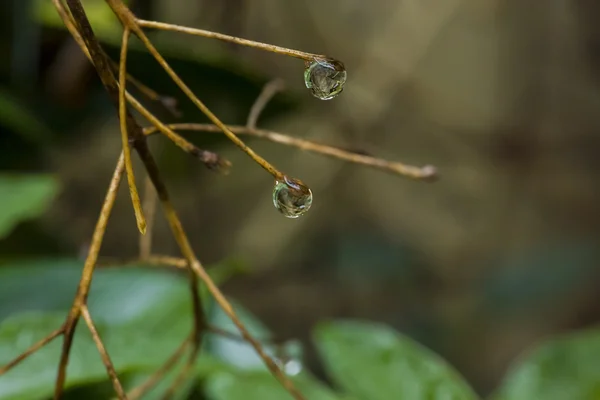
(304, 58), (347, 100)
(272, 176), (313, 218)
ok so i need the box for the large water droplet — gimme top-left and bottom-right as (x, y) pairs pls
(304, 58), (347, 100)
(272, 176), (313, 218)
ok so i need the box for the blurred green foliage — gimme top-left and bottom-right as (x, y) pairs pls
(0, 237), (599, 399)
(0, 174), (59, 239)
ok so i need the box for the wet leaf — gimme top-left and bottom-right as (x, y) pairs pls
(205, 370), (344, 400)
(314, 320), (478, 400)
(493, 327), (600, 400)
(0, 258), (239, 400)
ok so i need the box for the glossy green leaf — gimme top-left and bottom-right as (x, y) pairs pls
(205, 370), (345, 400)
(0, 174), (59, 240)
(314, 320), (478, 400)
(0, 258), (239, 400)
(493, 327), (600, 400)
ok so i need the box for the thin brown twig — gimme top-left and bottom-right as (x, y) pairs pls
(102, 6), (307, 398)
(136, 19), (325, 62)
(80, 305), (127, 399)
(125, 335), (192, 400)
(119, 25), (147, 235)
(54, 153), (126, 399)
(112, 60), (182, 118)
(51, 0), (226, 172)
(127, 94), (231, 172)
(144, 123), (437, 180)
(108, 1), (284, 179)
(61, 9), (211, 400)
(160, 337), (199, 400)
(97, 255), (187, 269)
(0, 328), (63, 375)
(57, 3), (217, 400)
(247, 78), (285, 129)
(139, 176), (157, 259)
(106, 56), (182, 118)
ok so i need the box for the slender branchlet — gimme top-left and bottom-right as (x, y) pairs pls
(81, 305), (127, 398)
(136, 19), (327, 61)
(118, 26), (147, 235)
(144, 123), (437, 180)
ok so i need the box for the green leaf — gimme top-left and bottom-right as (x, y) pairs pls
(0, 258), (240, 400)
(205, 370), (345, 400)
(493, 327), (600, 400)
(206, 299), (273, 371)
(314, 320), (478, 400)
(0, 174), (59, 240)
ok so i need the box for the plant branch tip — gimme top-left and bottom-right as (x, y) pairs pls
(420, 165), (438, 181)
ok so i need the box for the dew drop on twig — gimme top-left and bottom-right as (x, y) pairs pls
(304, 58), (347, 100)
(272, 176), (313, 218)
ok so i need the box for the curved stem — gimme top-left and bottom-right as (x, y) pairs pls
(119, 26), (147, 234)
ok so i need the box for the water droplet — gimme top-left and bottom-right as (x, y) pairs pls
(304, 58), (347, 100)
(272, 176), (313, 218)
(274, 340), (304, 376)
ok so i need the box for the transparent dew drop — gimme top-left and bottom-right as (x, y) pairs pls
(272, 176), (313, 218)
(274, 340), (304, 376)
(304, 58), (347, 100)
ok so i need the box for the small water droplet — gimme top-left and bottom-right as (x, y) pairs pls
(274, 340), (304, 376)
(272, 176), (313, 218)
(304, 58), (347, 100)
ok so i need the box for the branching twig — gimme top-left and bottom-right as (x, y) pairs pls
(81, 305), (127, 399)
(107, 0), (284, 179)
(54, 152), (125, 399)
(0, 328), (63, 375)
(125, 334), (192, 400)
(247, 78), (285, 129)
(51, 0), (228, 172)
(60, 1), (304, 399)
(1, 2), (437, 400)
(139, 176), (157, 259)
(118, 26), (147, 235)
(144, 123), (437, 180)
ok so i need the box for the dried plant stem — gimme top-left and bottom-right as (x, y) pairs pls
(109, 58), (181, 118)
(137, 19), (324, 61)
(145, 123), (437, 180)
(247, 78), (285, 129)
(63, 4), (210, 400)
(98, 255), (187, 269)
(51, 0), (226, 172)
(126, 335), (192, 400)
(119, 26), (147, 235)
(127, 94), (231, 171)
(107, 0), (284, 179)
(54, 152), (125, 399)
(58, 2), (305, 399)
(139, 176), (156, 259)
(0, 328), (63, 375)
(80, 305), (127, 399)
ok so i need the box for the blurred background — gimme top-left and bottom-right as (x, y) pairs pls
(1, 0), (600, 396)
